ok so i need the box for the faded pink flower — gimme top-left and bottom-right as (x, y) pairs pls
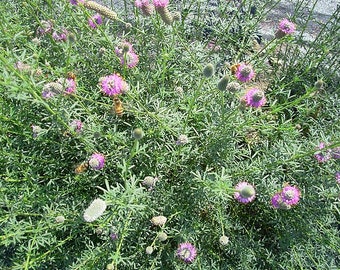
(88, 14), (103, 29)
(100, 74), (126, 96)
(242, 88), (266, 108)
(37, 20), (53, 36)
(115, 42), (139, 68)
(234, 182), (256, 204)
(52, 29), (68, 42)
(314, 142), (331, 163)
(70, 119), (83, 133)
(235, 63), (255, 82)
(271, 192), (291, 210)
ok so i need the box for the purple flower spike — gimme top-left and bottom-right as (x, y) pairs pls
(176, 242), (197, 263)
(336, 172), (340, 184)
(234, 182), (256, 204)
(278, 19), (296, 35)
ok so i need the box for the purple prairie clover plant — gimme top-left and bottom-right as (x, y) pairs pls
(176, 242), (197, 263)
(56, 78), (76, 95)
(331, 147), (340, 159)
(235, 63), (255, 83)
(234, 182), (256, 204)
(271, 192), (290, 209)
(242, 88), (266, 108)
(135, 0), (155, 17)
(100, 74), (128, 96)
(88, 153), (105, 170)
(88, 14), (103, 29)
(36, 20), (53, 36)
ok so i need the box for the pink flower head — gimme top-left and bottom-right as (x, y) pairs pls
(242, 88), (266, 108)
(32, 125), (43, 138)
(176, 242), (197, 263)
(89, 153), (105, 170)
(120, 51), (139, 68)
(235, 63), (255, 82)
(52, 29), (68, 42)
(135, 0), (150, 8)
(70, 119), (83, 133)
(100, 74), (126, 96)
(70, 0), (85, 5)
(271, 192), (291, 210)
(281, 185), (300, 206)
(234, 182), (256, 204)
(37, 20), (53, 36)
(42, 90), (56, 99)
(65, 78), (76, 94)
(153, 0), (169, 8)
(336, 172), (340, 184)
(314, 142), (331, 163)
(88, 14), (103, 29)
(278, 19), (296, 35)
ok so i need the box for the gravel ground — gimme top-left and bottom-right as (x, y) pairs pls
(97, 0), (339, 41)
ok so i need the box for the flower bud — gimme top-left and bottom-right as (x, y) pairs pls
(132, 128), (144, 140)
(219, 235), (229, 246)
(217, 75), (229, 91)
(203, 63), (214, 78)
(158, 232), (168, 241)
(55, 215), (65, 223)
(145, 246), (154, 254)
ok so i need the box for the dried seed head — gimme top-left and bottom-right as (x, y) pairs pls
(146, 246), (154, 254)
(151, 215), (167, 226)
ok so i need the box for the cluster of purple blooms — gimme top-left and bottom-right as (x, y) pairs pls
(314, 142), (340, 163)
(88, 14), (103, 29)
(115, 41), (139, 68)
(234, 182), (256, 204)
(271, 185), (301, 209)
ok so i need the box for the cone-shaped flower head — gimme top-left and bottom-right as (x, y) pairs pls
(57, 77), (76, 95)
(88, 13), (103, 29)
(203, 63), (214, 78)
(142, 176), (158, 189)
(176, 242), (197, 263)
(83, 198), (107, 222)
(271, 192), (291, 210)
(235, 63), (255, 82)
(42, 82), (63, 99)
(234, 182), (256, 204)
(37, 20), (53, 36)
(89, 153), (105, 170)
(176, 134), (189, 145)
(242, 88), (266, 108)
(226, 81), (241, 93)
(281, 185), (300, 206)
(84, 1), (117, 20)
(100, 74), (126, 96)
(52, 29), (68, 42)
(135, 0), (155, 16)
(151, 215), (167, 226)
(278, 19), (296, 35)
